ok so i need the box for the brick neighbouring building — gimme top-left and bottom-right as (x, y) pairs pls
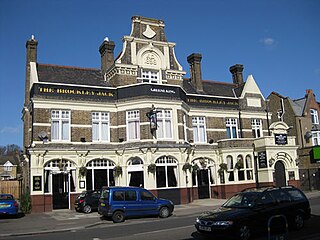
(22, 16), (300, 212)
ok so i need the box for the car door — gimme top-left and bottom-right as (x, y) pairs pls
(91, 190), (101, 210)
(139, 189), (158, 216)
(253, 192), (278, 233)
(123, 189), (140, 217)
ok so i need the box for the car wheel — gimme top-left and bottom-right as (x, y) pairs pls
(159, 206), (170, 218)
(83, 205), (92, 214)
(112, 211), (125, 223)
(238, 224), (251, 240)
(293, 214), (304, 230)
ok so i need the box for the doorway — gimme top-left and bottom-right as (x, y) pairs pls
(274, 161), (286, 187)
(197, 169), (210, 199)
(52, 173), (69, 209)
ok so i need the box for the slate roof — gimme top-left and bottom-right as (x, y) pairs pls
(0, 156), (19, 165)
(36, 64), (242, 98)
(37, 64), (109, 87)
(290, 98), (306, 116)
(183, 79), (240, 98)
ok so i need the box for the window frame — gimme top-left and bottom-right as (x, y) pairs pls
(51, 110), (70, 142)
(192, 116), (207, 143)
(251, 119), (263, 138)
(155, 156), (178, 188)
(141, 69), (160, 84)
(312, 131), (320, 146)
(311, 109), (319, 124)
(92, 112), (110, 142)
(156, 109), (173, 140)
(226, 118), (238, 139)
(126, 110), (140, 141)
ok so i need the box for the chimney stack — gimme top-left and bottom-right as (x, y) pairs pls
(99, 37), (115, 75)
(229, 64), (244, 85)
(306, 89), (313, 95)
(25, 35), (38, 105)
(26, 35), (38, 64)
(187, 53), (203, 92)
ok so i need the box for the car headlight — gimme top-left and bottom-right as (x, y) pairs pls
(212, 221), (233, 226)
(195, 218), (201, 224)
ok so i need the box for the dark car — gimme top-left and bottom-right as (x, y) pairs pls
(98, 186), (174, 223)
(74, 190), (101, 213)
(0, 194), (19, 216)
(194, 186), (311, 240)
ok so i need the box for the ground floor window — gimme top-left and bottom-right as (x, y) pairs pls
(156, 156), (178, 188)
(127, 157), (144, 187)
(86, 159), (115, 190)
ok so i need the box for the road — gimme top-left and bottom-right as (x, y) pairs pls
(1, 197), (320, 240)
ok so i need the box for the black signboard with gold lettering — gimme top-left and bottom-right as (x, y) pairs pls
(33, 176), (42, 191)
(32, 83), (239, 109)
(258, 151), (267, 168)
(275, 134), (288, 145)
(32, 84), (116, 101)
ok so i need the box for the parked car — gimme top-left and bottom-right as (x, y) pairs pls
(74, 190), (101, 213)
(194, 186), (311, 240)
(0, 194), (19, 216)
(98, 186), (174, 223)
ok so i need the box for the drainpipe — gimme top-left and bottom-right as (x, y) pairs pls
(238, 111), (243, 138)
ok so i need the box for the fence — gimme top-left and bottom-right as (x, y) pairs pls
(0, 180), (22, 199)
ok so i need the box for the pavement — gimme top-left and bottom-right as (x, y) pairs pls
(0, 191), (319, 238)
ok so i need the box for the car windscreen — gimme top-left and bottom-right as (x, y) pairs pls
(77, 192), (87, 198)
(222, 193), (257, 208)
(0, 195), (13, 200)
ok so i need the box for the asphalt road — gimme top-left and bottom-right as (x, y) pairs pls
(2, 197), (320, 240)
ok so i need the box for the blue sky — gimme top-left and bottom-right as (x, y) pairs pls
(0, 0), (319, 148)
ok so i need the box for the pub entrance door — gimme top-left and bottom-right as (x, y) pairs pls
(275, 161), (286, 187)
(52, 173), (69, 209)
(197, 169), (210, 199)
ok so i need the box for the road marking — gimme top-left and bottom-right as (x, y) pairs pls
(133, 225), (192, 236)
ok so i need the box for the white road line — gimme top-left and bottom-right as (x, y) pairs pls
(133, 225), (192, 236)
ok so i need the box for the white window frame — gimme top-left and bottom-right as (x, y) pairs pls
(142, 69), (160, 83)
(245, 155), (254, 181)
(126, 110), (140, 141)
(156, 109), (173, 139)
(155, 156), (178, 188)
(312, 131), (320, 146)
(51, 110), (70, 141)
(192, 116), (207, 143)
(311, 109), (319, 124)
(226, 118), (238, 139)
(251, 119), (263, 138)
(92, 112), (110, 142)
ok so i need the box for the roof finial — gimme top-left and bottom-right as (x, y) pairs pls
(31, 34), (35, 40)
(104, 37), (109, 42)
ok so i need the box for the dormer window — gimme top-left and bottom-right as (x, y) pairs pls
(311, 109), (319, 124)
(142, 69), (160, 83)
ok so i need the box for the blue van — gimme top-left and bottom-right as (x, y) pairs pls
(98, 186), (174, 223)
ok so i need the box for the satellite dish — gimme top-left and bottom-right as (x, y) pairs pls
(305, 131), (312, 140)
(38, 131), (48, 141)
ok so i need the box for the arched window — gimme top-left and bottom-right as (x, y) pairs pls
(127, 158), (144, 187)
(86, 159), (115, 190)
(226, 155), (234, 182)
(155, 156), (178, 188)
(43, 159), (76, 193)
(237, 155), (245, 181)
(245, 155), (253, 180)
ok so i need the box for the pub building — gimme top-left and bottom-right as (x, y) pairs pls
(22, 16), (299, 212)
